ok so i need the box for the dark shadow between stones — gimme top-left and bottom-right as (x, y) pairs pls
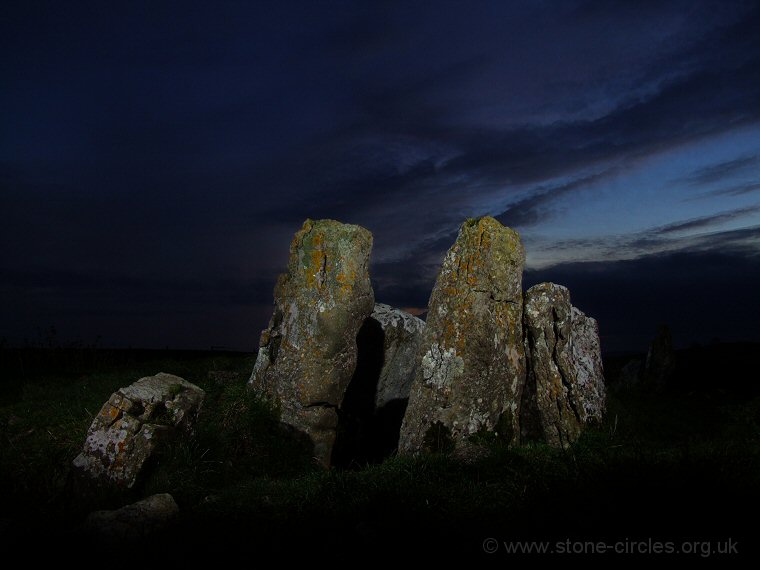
(332, 317), (386, 468)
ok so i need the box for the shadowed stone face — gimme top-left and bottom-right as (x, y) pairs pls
(399, 217), (526, 454)
(370, 303), (426, 410)
(248, 219), (374, 467)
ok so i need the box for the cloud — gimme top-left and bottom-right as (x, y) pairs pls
(253, 2), (760, 254)
(3, 1), (760, 350)
(649, 206), (760, 235)
(679, 155), (760, 186)
(527, 223), (760, 269)
(495, 169), (615, 228)
(703, 181), (760, 198)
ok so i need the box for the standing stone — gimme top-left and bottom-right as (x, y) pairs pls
(399, 217), (526, 454)
(248, 219), (374, 467)
(521, 283), (606, 448)
(571, 306), (606, 425)
(370, 303), (426, 410)
(521, 284), (579, 447)
(72, 373), (205, 488)
(331, 303), (426, 465)
(644, 324), (676, 388)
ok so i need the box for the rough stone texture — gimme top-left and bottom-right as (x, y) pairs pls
(248, 219), (374, 467)
(571, 306), (607, 425)
(521, 284), (579, 447)
(644, 324), (676, 388)
(399, 217), (526, 454)
(521, 283), (606, 448)
(72, 373), (204, 488)
(83, 493), (179, 543)
(370, 303), (426, 410)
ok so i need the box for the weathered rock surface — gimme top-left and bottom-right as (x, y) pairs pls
(248, 219), (374, 467)
(521, 284), (579, 447)
(331, 303), (426, 466)
(83, 493), (179, 542)
(72, 373), (204, 488)
(370, 303), (426, 409)
(521, 283), (606, 447)
(571, 306), (607, 425)
(644, 324), (676, 388)
(399, 217), (526, 454)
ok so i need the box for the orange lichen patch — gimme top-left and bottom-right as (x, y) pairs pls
(305, 245), (327, 288)
(102, 404), (120, 419)
(442, 285), (459, 297)
(311, 247), (325, 270)
(335, 269), (356, 295)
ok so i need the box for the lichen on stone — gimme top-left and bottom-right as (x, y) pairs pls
(72, 373), (204, 488)
(521, 283), (606, 447)
(399, 216), (526, 454)
(248, 219), (375, 467)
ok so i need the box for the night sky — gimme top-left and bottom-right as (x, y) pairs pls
(2, 1), (759, 353)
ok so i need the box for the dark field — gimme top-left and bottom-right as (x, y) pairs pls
(1, 344), (758, 561)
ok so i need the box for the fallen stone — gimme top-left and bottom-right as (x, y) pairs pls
(399, 217), (526, 454)
(248, 219), (374, 467)
(521, 283), (606, 447)
(83, 493), (179, 543)
(72, 373), (204, 488)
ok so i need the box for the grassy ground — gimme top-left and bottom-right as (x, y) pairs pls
(0, 347), (758, 560)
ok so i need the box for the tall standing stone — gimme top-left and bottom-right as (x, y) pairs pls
(521, 283), (606, 448)
(398, 217), (526, 454)
(248, 219), (374, 467)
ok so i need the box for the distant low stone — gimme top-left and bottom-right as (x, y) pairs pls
(644, 324), (676, 388)
(618, 358), (643, 389)
(248, 219), (374, 467)
(370, 303), (426, 410)
(83, 493), (179, 543)
(208, 370), (242, 385)
(521, 283), (606, 448)
(399, 217), (526, 454)
(72, 373), (204, 488)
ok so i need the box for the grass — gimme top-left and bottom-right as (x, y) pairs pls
(1, 346), (758, 559)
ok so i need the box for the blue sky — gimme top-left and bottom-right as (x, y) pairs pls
(1, 1), (759, 351)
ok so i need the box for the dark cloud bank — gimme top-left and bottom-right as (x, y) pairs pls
(1, 1), (759, 353)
